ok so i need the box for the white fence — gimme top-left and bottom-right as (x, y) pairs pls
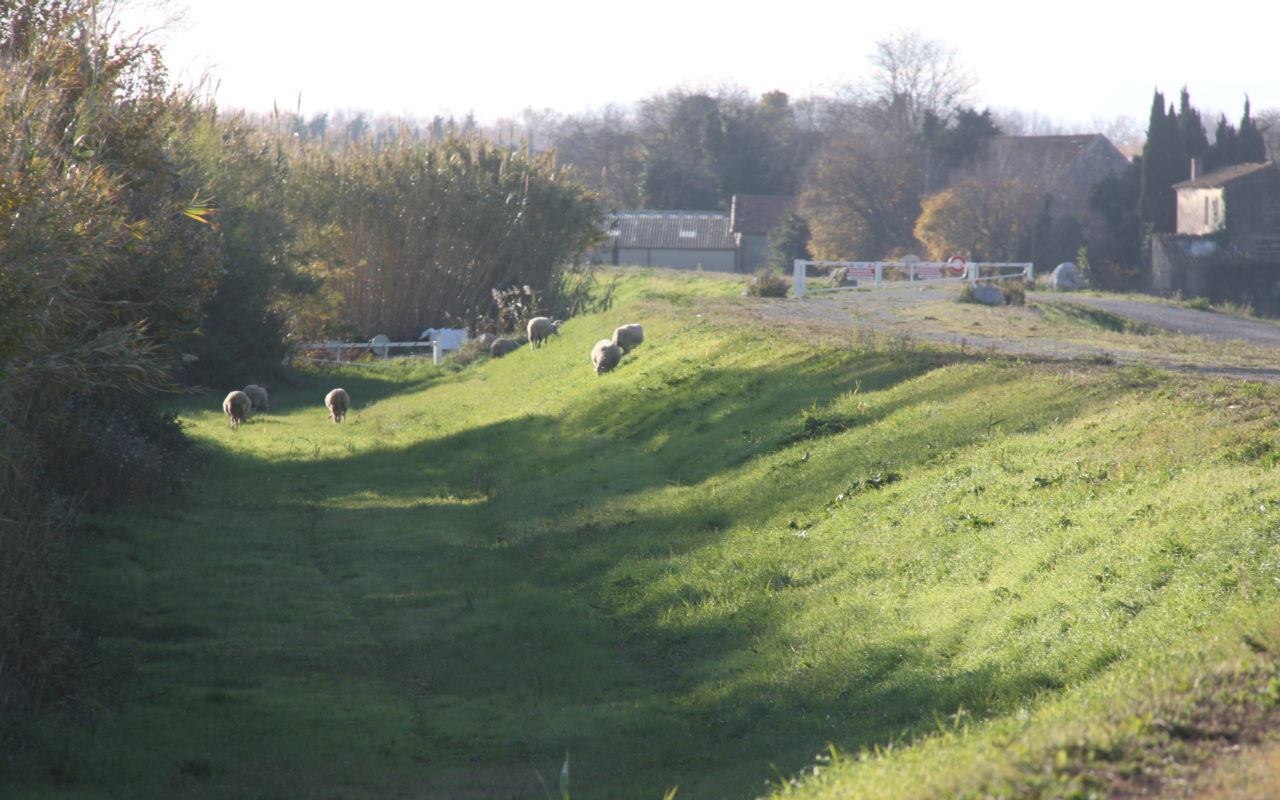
(297, 329), (468, 367)
(793, 259), (1034, 298)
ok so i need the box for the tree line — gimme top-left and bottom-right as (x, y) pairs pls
(457, 39), (1274, 287)
(264, 35), (1279, 288)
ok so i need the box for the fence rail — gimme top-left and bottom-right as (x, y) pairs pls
(298, 329), (468, 367)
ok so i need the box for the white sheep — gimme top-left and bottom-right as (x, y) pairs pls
(612, 323), (644, 354)
(223, 390), (251, 429)
(325, 388), (350, 423)
(591, 339), (622, 375)
(242, 384), (269, 413)
(490, 337), (520, 358)
(527, 316), (561, 349)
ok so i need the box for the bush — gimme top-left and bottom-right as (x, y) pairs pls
(1003, 279), (1029, 306)
(37, 394), (196, 511)
(744, 269), (790, 298)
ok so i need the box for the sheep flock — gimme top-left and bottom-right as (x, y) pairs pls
(219, 318), (646, 429)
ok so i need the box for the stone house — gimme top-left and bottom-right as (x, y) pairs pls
(1152, 161), (1280, 309)
(1172, 161), (1280, 245)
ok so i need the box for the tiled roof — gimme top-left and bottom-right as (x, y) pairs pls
(730, 195), (795, 235)
(605, 211), (734, 250)
(1173, 161), (1275, 189)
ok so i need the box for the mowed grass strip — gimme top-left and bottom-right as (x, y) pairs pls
(12, 268), (1280, 799)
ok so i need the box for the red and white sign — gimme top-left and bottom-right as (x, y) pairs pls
(946, 255), (968, 276)
(845, 266), (875, 280)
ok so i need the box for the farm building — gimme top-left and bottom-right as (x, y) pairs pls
(1172, 161), (1280, 242)
(597, 210), (737, 271)
(982, 134), (1131, 221)
(1152, 161), (1280, 310)
(596, 195), (797, 272)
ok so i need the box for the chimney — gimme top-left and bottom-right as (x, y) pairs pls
(1190, 157), (1201, 181)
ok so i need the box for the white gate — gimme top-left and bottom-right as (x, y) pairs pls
(793, 258), (1033, 298)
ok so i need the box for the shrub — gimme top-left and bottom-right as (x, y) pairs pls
(745, 269), (790, 298)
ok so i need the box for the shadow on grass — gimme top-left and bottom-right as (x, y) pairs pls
(75, 349), (1129, 798)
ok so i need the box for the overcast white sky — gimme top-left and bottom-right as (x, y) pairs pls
(119, 0), (1279, 135)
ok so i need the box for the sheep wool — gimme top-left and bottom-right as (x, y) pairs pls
(325, 388), (350, 423)
(527, 317), (561, 349)
(612, 323), (644, 354)
(591, 339), (622, 375)
(223, 390), (251, 429)
(243, 384), (269, 412)
(490, 337), (520, 358)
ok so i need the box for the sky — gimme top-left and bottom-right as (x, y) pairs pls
(118, 0), (1280, 137)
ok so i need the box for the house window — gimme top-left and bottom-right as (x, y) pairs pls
(1212, 198), (1220, 225)
(1205, 197), (1210, 226)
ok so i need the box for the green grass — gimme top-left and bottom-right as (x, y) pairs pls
(10, 267), (1280, 798)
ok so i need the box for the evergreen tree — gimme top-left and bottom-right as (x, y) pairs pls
(1208, 115), (1238, 171)
(1138, 91), (1184, 234)
(919, 107), (1001, 190)
(1177, 88), (1209, 165)
(765, 211), (812, 272)
(1238, 97), (1267, 162)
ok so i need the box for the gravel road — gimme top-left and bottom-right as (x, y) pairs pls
(739, 288), (1280, 383)
(1035, 295), (1280, 347)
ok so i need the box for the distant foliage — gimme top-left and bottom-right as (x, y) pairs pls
(288, 136), (604, 340)
(914, 174), (1040, 262)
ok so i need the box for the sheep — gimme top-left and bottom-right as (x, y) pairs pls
(490, 337), (520, 358)
(591, 339), (622, 375)
(527, 316), (561, 349)
(611, 323), (644, 354)
(223, 390), (251, 429)
(242, 384), (269, 413)
(325, 388), (350, 423)
(477, 332), (498, 350)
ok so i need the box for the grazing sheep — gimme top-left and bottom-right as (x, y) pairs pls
(223, 390), (251, 429)
(591, 339), (622, 375)
(325, 388), (350, 423)
(242, 384), (269, 412)
(527, 316), (561, 349)
(611, 323), (644, 354)
(477, 332), (498, 349)
(490, 337), (520, 358)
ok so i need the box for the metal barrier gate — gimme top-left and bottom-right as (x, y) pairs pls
(793, 258), (1033, 297)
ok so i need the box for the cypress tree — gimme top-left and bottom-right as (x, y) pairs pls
(1139, 90), (1184, 235)
(1238, 97), (1267, 163)
(1177, 88), (1209, 166)
(1208, 115), (1238, 171)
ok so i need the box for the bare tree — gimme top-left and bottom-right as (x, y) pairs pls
(867, 29), (976, 134)
(1256, 107), (1280, 162)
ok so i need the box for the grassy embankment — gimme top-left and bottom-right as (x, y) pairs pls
(10, 267), (1280, 799)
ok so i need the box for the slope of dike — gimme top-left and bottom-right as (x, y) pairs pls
(10, 270), (1280, 799)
